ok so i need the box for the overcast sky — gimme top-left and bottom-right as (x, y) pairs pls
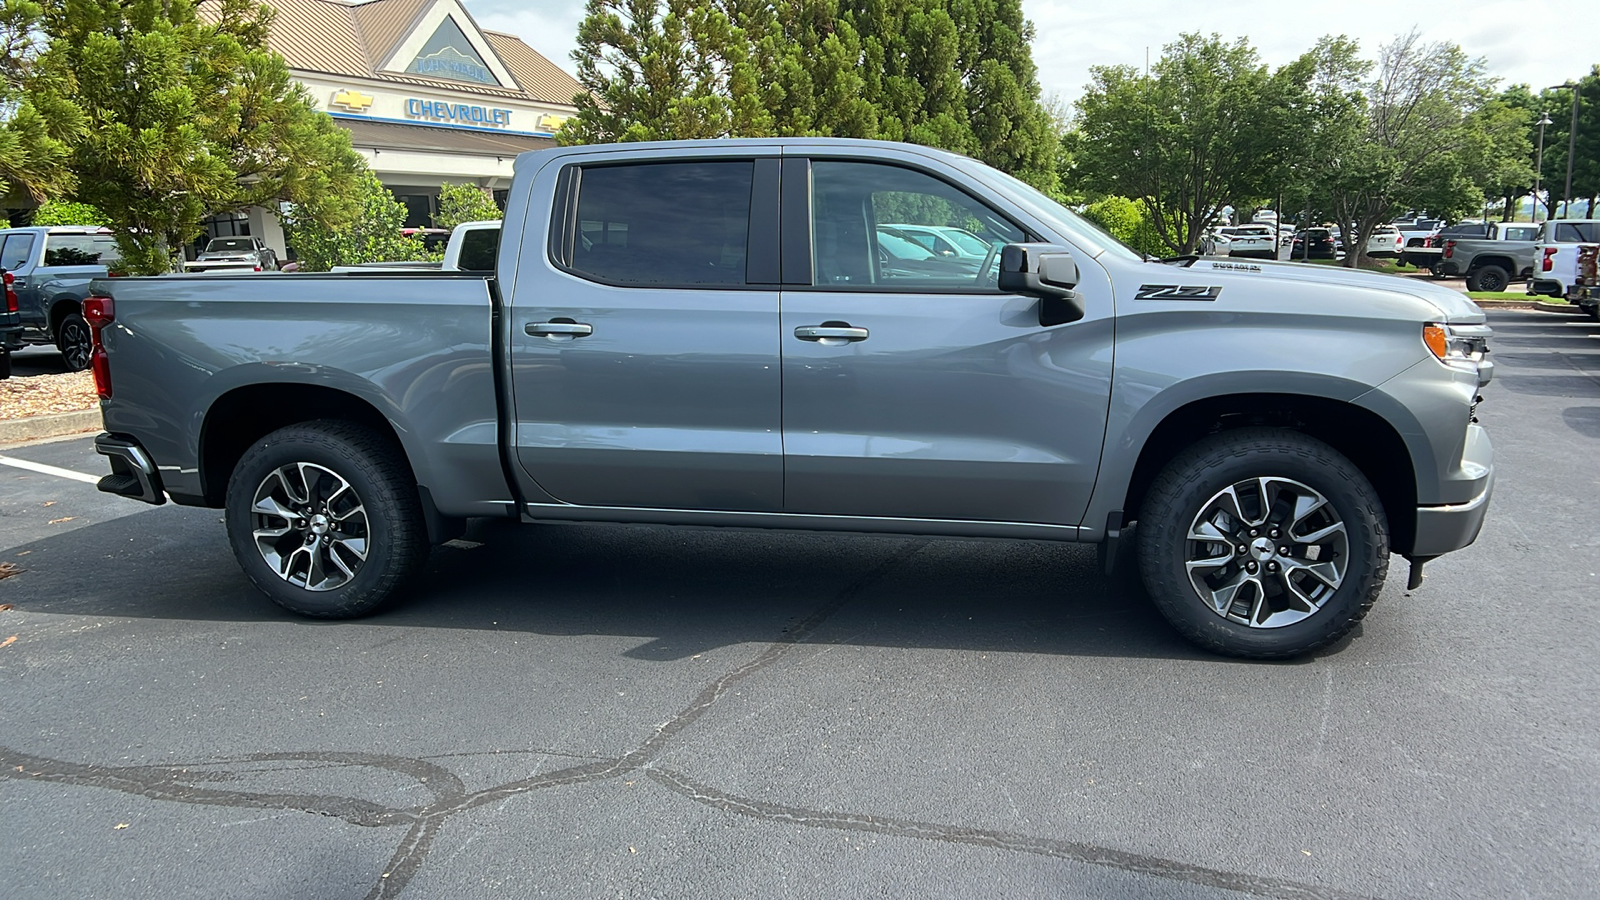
(465, 0), (1599, 110)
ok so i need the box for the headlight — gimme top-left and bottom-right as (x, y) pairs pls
(1423, 323), (1487, 372)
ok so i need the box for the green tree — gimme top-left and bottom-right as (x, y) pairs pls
(18, 0), (366, 273)
(1076, 33), (1306, 254)
(281, 172), (428, 272)
(30, 199), (108, 226)
(435, 183), (501, 230)
(0, 0), (83, 201)
(1536, 67), (1600, 218)
(564, 0), (1060, 191)
(1322, 32), (1495, 267)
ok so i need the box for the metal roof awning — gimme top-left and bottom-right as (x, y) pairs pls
(335, 118), (557, 157)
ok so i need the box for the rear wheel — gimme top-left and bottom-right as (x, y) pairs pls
(1137, 428), (1389, 659)
(56, 313), (92, 372)
(1466, 265), (1509, 293)
(225, 421), (427, 618)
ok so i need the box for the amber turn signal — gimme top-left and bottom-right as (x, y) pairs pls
(1423, 324), (1449, 360)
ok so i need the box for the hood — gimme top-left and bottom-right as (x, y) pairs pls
(1188, 258), (1485, 323)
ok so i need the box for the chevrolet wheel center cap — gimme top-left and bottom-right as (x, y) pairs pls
(1251, 538), (1275, 561)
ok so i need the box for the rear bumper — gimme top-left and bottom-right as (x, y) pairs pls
(94, 432), (166, 505)
(1411, 425), (1493, 557)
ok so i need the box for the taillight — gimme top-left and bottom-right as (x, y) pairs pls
(2, 271), (16, 313)
(1542, 248), (1558, 272)
(1444, 240), (1456, 259)
(84, 295), (114, 398)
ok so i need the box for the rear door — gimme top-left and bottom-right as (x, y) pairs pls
(778, 154), (1113, 526)
(0, 233), (39, 330)
(508, 149), (784, 512)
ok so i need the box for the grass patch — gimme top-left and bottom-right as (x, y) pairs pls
(1467, 291), (1539, 300)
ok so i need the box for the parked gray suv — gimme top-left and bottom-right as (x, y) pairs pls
(86, 139), (1495, 659)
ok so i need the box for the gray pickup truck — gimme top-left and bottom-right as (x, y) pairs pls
(0, 225), (122, 371)
(1431, 222), (1540, 291)
(85, 138), (1496, 659)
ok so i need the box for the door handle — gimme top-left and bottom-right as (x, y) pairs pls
(525, 320), (593, 339)
(794, 324), (869, 343)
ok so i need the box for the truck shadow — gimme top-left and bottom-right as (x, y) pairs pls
(0, 506), (1290, 663)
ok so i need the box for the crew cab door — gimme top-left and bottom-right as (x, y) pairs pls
(0, 232), (40, 330)
(778, 156), (1114, 526)
(507, 151), (784, 512)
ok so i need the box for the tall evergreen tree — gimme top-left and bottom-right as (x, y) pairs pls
(564, 0), (1059, 191)
(15, 0), (366, 273)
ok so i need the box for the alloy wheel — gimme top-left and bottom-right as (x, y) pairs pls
(1184, 476), (1348, 628)
(250, 462), (370, 591)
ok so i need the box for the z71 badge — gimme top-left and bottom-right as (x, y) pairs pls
(1135, 285), (1223, 301)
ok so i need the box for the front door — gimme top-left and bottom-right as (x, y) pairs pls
(781, 159), (1113, 525)
(510, 157), (783, 512)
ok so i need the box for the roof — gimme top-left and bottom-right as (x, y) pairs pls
(336, 118), (557, 156)
(257, 0), (584, 107)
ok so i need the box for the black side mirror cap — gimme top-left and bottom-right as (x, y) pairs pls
(998, 243), (1087, 327)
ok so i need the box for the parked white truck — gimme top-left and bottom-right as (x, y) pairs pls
(1527, 220), (1600, 318)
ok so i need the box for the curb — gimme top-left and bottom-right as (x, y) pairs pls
(0, 409), (102, 445)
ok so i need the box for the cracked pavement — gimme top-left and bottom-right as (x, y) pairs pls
(2, 310), (1598, 899)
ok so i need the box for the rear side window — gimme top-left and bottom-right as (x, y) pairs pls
(456, 227), (499, 272)
(564, 161), (753, 286)
(43, 234), (120, 267)
(1502, 226), (1537, 241)
(0, 233), (34, 271)
(1555, 223), (1600, 243)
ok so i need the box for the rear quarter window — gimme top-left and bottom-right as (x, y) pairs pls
(43, 234), (121, 267)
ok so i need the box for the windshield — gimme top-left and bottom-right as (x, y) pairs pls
(936, 227), (990, 256)
(206, 238), (255, 252)
(963, 161), (1146, 262)
(876, 230), (936, 260)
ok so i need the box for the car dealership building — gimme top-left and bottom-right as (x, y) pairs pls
(206, 0), (583, 256)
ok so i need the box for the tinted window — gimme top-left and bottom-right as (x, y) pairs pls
(568, 162), (752, 286)
(811, 161), (1024, 289)
(1502, 226), (1537, 242)
(0, 234), (34, 271)
(1555, 223), (1600, 243)
(206, 238), (256, 252)
(42, 234), (120, 267)
(457, 227), (499, 272)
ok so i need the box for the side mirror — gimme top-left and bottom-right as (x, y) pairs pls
(997, 243), (1086, 327)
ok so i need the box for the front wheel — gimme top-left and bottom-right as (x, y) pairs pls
(225, 421), (427, 618)
(1137, 428), (1389, 659)
(56, 313), (92, 372)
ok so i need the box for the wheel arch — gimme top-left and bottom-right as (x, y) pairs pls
(198, 382), (417, 509)
(1108, 391), (1418, 556)
(48, 294), (84, 335)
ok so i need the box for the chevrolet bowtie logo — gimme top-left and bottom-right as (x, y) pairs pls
(331, 89), (375, 112)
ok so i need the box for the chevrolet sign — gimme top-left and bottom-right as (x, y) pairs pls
(331, 89), (375, 113)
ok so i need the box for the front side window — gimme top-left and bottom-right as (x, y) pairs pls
(0, 234), (35, 271)
(567, 162), (753, 286)
(810, 161), (1025, 290)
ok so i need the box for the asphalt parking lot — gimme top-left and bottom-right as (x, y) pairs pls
(1, 309), (1597, 900)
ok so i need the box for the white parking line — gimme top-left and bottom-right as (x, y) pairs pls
(0, 455), (101, 485)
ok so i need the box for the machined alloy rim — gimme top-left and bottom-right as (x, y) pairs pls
(1184, 477), (1349, 629)
(250, 462), (369, 591)
(59, 319), (91, 371)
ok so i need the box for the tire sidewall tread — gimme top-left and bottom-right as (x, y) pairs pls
(225, 420), (426, 619)
(1136, 428), (1390, 660)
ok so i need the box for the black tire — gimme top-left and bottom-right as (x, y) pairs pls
(225, 420), (427, 618)
(1136, 428), (1389, 659)
(56, 312), (92, 372)
(1429, 264), (1446, 279)
(0, 348), (11, 379)
(1466, 265), (1509, 293)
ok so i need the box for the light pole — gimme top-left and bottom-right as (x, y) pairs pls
(1535, 111), (1554, 222)
(1549, 83), (1580, 219)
